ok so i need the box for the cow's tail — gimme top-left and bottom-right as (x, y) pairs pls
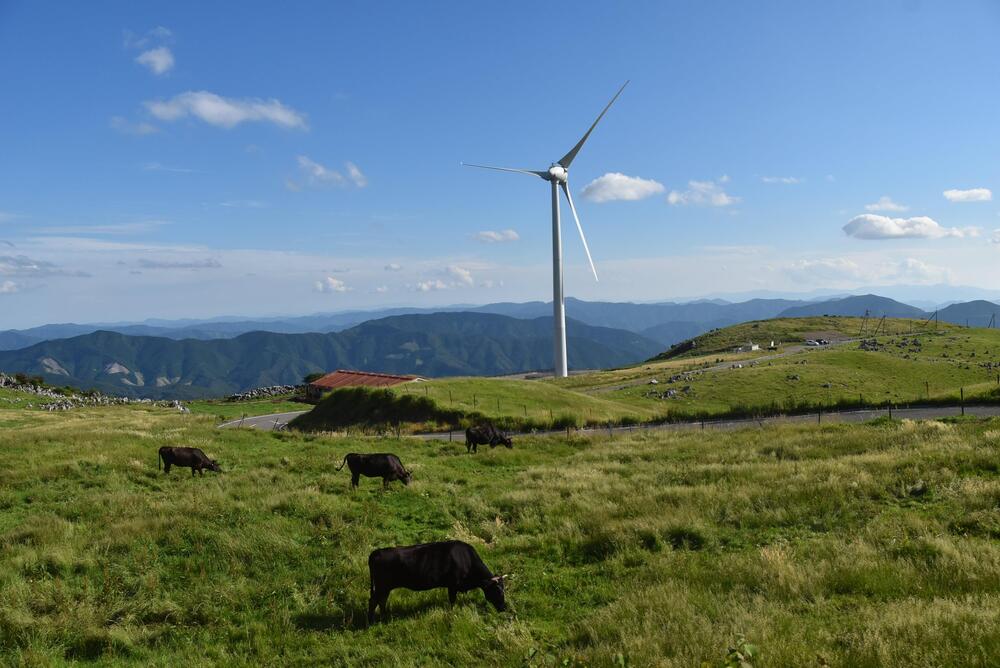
(335, 455), (349, 471)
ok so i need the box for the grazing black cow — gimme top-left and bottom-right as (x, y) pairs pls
(158, 446), (221, 476)
(367, 540), (505, 623)
(465, 423), (513, 453)
(336, 453), (411, 489)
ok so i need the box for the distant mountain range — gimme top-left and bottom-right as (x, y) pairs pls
(0, 313), (662, 399)
(777, 294), (928, 320)
(4, 294), (999, 354)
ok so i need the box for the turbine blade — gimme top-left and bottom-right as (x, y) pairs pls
(561, 182), (598, 282)
(461, 162), (547, 179)
(557, 81), (629, 169)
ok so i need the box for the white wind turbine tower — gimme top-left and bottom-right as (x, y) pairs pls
(464, 81), (628, 378)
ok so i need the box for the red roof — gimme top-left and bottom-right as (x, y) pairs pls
(309, 369), (421, 390)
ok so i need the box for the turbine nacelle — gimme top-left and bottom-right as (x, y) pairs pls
(546, 164), (568, 183)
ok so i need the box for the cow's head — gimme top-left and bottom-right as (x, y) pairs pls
(402, 469), (412, 485)
(209, 459), (222, 473)
(482, 575), (506, 612)
(500, 434), (513, 449)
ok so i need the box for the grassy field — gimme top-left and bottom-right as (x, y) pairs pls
(2, 403), (1000, 665)
(186, 394), (307, 421)
(390, 377), (653, 424)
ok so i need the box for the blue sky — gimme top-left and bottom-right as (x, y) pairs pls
(2, 1), (999, 328)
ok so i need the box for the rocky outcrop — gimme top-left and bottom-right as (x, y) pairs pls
(226, 385), (301, 402)
(0, 372), (189, 412)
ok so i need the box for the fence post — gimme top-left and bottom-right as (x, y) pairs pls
(888, 402), (892, 419)
(818, 408), (822, 424)
(473, 394), (477, 408)
(497, 398), (500, 412)
(523, 404), (527, 417)
(449, 390), (453, 405)
(961, 388), (965, 416)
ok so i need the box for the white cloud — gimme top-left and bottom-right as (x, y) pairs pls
(991, 229), (1000, 245)
(865, 196), (908, 212)
(783, 256), (949, 286)
(580, 173), (665, 202)
(110, 116), (158, 136)
(414, 279), (449, 292)
(135, 47), (174, 75)
(0, 280), (17, 294)
(474, 229), (520, 243)
(447, 265), (474, 286)
(145, 91), (307, 129)
(314, 276), (350, 293)
(123, 26), (172, 50)
(843, 214), (978, 240)
(137, 258), (221, 270)
(384, 263), (402, 271)
(943, 188), (992, 203)
(345, 162), (368, 188)
(761, 176), (802, 184)
(895, 258), (949, 283)
(291, 156), (367, 189)
(667, 178), (739, 207)
(0, 254), (89, 278)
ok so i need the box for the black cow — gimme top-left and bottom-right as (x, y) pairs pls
(367, 540), (506, 623)
(336, 453), (411, 489)
(158, 446), (221, 476)
(465, 424), (513, 453)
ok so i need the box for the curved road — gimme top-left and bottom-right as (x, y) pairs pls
(218, 404), (1000, 438)
(218, 410), (308, 430)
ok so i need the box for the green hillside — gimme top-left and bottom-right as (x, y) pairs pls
(2, 401), (1000, 664)
(286, 317), (1000, 431)
(582, 317), (1000, 419)
(0, 314), (661, 399)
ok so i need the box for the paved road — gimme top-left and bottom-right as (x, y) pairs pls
(222, 403), (1000, 437)
(218, 410), (308, 430)
(415, 404), (1000, 441)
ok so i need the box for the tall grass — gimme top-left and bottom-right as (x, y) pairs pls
(2, 405), (1000, 665)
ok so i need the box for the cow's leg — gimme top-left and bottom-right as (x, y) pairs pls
(191, 466), (197, 476)
(382, 477), (390, 490)
(163, 462), (171, 474)
(378, 591), (390, 620)
(351, 473), (360, 489)
(368, 589), (379, 624)
(448, 587), (457, 606)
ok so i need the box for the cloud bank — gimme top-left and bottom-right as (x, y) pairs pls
(145, 91), (307, 129)
(667, 178), (739, 207)
(943, 188), (992, 203)
(475, 229), (519, 243)
(842, 214), (977, 240)
(580, 173), (665, 202)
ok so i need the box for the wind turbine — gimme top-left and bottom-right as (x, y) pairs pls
(464, 81), (628, 378)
